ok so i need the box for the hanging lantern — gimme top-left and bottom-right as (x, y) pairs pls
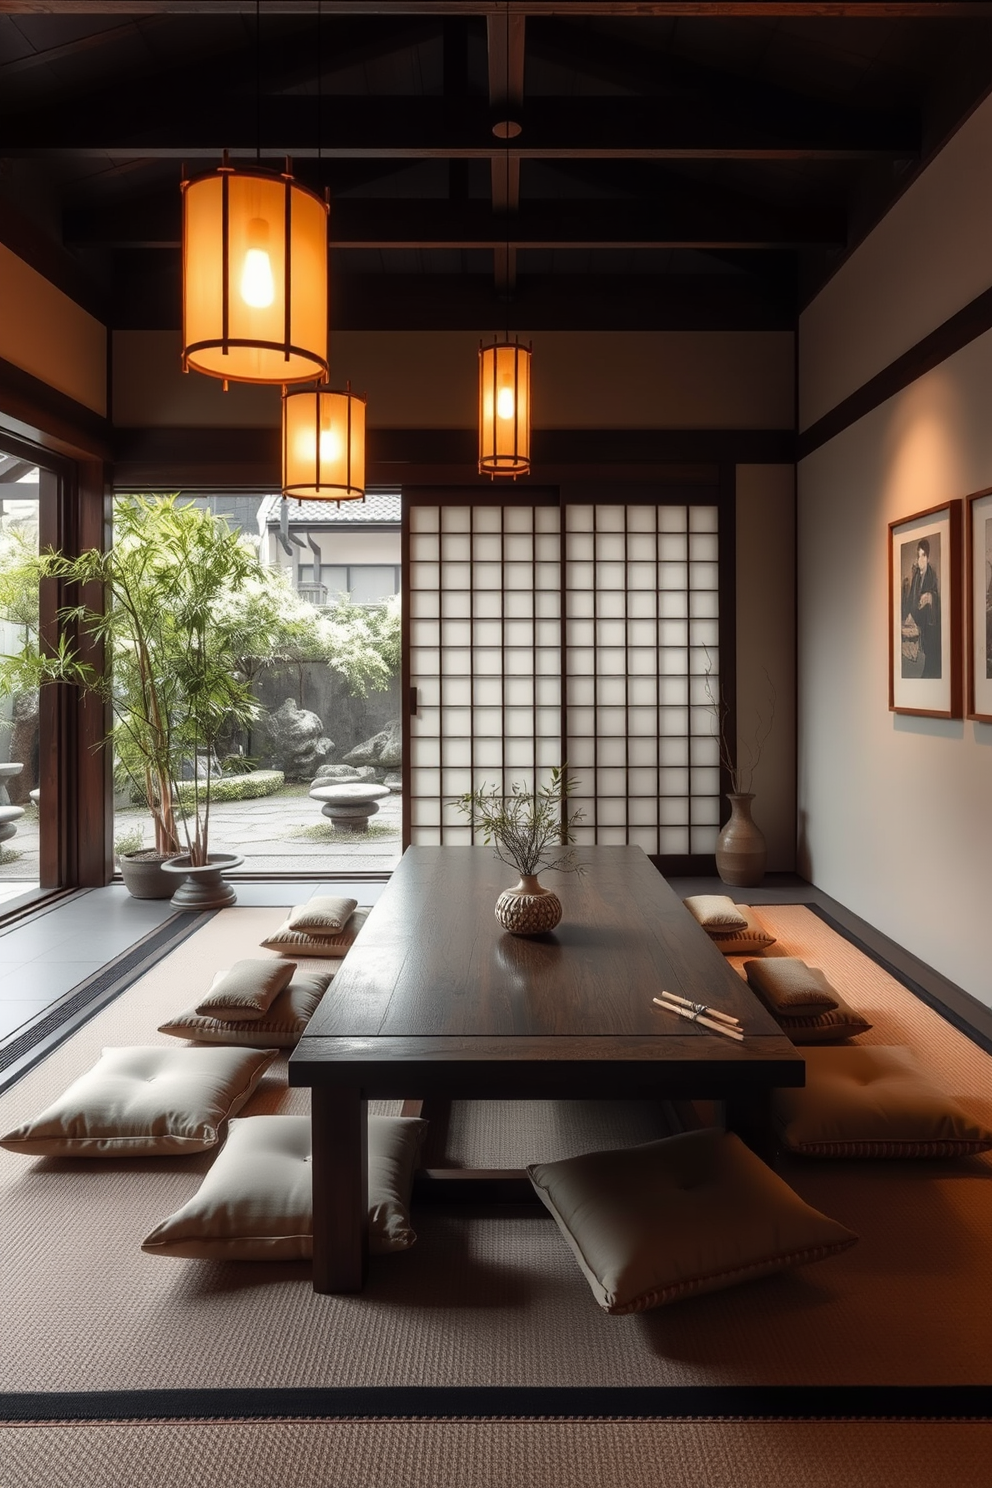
(181, 156), (328, 387)
(479, 337), (531, 478)
(282, 382), (366, 501)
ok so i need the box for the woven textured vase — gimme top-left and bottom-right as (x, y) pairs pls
(495, 874), (563, 936)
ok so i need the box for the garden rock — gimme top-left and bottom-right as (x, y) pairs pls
(342, 719), (402, 770)
(254, 698), (332, 781)
(8, 692), (38, 804)
(384, 773), (402, 793)
(311, 764), (363, 784)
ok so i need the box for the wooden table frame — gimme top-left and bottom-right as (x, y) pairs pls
(289, 846), (804, 1294)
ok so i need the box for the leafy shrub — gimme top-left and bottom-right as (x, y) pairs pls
(173, 769), (284, 805)
(114, 826), (146, 860)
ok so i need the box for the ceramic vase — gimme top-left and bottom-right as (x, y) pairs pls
(119, 849), (175, 899)
(714, 793), (767, 888)
(495, 874), (563, 936)
(161, 852), (244, 909)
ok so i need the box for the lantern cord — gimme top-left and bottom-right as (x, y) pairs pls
(255, 0), (261, 165)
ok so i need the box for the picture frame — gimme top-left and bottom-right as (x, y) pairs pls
(888, 501), (961, 719)
(966, 487), (992, 724)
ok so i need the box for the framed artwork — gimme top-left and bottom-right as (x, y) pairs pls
(888, 501), (962, 718)
(966, 487), (992, 723)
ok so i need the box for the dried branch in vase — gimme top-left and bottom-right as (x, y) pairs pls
(702, 651), (777, 797)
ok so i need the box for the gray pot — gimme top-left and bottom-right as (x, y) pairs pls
(161, 852), (244, 909)
(119, 850), (176, 899)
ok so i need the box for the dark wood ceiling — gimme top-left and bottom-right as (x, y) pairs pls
(1, 1), (991, 333)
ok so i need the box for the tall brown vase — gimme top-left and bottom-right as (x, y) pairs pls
(715, 792), (767, 888)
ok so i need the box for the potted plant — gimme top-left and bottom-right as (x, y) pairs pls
(0, 496), (262, 904)
(455, 764), (584, 936)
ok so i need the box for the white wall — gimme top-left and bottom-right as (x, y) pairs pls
(800, 91), (992, 431)
(799, 332), (992, 1006)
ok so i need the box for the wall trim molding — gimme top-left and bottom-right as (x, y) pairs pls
(798, 282), (992, 460)
(0, 354), (112, 462)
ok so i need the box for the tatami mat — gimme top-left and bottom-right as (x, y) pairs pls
(3, 1419), (991, 1488)
(0, 905), (990, 1399)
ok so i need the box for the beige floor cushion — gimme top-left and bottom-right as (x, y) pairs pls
(683, 895), (748, 931)
(704, 906), (776, 955)
(527, 1126), (857, 1314)
(0, 1045), (277, 1157)
(744, 959), (872, 1043)
(194, 958), (297, 1020)
(774, 1045), (992, 1157)
(141, 1112), (427, 1260)
(286, 895), (359, 933)
(159, 971), (333, 1048)
(260, 906), (371, 957)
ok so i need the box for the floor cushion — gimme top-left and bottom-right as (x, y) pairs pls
(527, 1126), (857, 1314)
(0, 1045), (277, 1157)
(159, 971), (333, 1048)
(704, 906), (776, 955)
(286, 895), (359, 933)
(744, 959), (872, 1043)
(194, 958), (297, 1020)
(743, 956), (838, 1010)
(774, 1045), (992, 1157)
(683, 895), (747, 931)
(259, 907), (371, 957)
(141, 1112), (428, 1260)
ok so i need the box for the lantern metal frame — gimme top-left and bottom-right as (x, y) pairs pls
(181, 154), (329, 388)
(478, 335), (531, 479)
(282, 381), (367, 503)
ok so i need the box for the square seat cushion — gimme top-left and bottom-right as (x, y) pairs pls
(286, 895), (358, 934)
(0, 1045), (277, 1157)
(683, 895), (748, 931)
(194, 958), (297, 1020)
(773, 1045), (992, 1158)
(743, 959), (872, 1044)
(704, 907), (776, 955)
(260, 906), (371, 957)
(159, 971), (333, 1049)
(141, 1112), (428, 1260)
(527, 1126), (857, 1314)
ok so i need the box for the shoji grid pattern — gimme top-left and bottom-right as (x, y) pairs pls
(407, 501), (721, 857)
(564, 504), (721, 857)
(408, 504), (563, 844)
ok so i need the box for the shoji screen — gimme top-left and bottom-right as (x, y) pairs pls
(563, 503), (721, 857)
(406, 497), (722, 861)
(407, 502), (562, 844)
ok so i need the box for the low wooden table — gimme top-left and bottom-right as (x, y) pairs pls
(289, 845), (804, 1294)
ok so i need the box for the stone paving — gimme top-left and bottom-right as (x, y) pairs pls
(0, 786), (403, 888)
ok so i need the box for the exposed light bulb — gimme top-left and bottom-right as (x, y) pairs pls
(319, 428), (342, 463)
(240, 217), (275, 308)
(496, 385), (515, 420)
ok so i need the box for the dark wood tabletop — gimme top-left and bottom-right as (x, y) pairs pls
(291, 845), (803, 1100)
(290, 845), (804, 1292)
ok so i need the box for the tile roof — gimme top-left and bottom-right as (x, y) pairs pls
(263, 491), (400, 526)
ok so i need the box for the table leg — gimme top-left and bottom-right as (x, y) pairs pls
(723, 1088), (779, 1166)
(311, 1086), (368, 1294)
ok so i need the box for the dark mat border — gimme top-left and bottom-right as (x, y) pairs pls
(1, 1386), (989, 1424)
(803, 903), (992, 1059)
(0, 909), (217, 1094)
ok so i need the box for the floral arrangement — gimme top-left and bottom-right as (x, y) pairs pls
(455, 764), (585, 878)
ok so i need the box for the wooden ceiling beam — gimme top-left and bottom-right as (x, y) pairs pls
(65, 193), (843, 248)
(4, 96), (919, 159)
(0, 4), (988, 19)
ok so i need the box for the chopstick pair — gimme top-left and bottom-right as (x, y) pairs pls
(652, 991), (744, 1042)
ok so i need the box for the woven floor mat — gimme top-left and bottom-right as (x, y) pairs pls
(4, 1419), (991, 1488)
(0, 904), (990, 1400)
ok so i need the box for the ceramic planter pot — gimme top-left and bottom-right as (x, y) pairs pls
(119, 849), (176, 900)
(161, 852), (244, 909)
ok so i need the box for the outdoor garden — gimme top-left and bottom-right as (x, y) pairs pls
(0, 494), (403, 887)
